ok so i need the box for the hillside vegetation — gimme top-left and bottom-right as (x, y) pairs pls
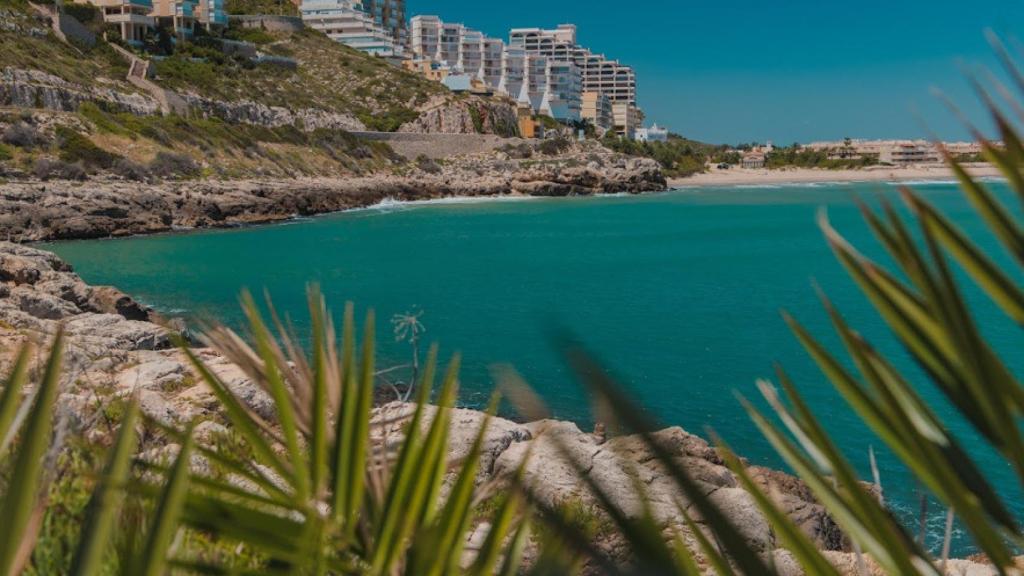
(225, 0), (298, 15)
(0, 104), (402, 181)
(153, 27), (446, 129)
(0, 3), (137, 93)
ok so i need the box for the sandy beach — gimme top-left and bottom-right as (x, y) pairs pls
(669, 163), (1002, 187)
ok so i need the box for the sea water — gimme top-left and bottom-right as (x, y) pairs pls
(46, 181), (1024, 554)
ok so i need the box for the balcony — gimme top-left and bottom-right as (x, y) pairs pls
(104, 11), (155, 24)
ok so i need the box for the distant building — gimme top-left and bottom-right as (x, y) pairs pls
(441, 73), (491, 94)
(409, 16), (634, 125)
(150, 0), (198, 37)
(803, 138), (983, 162)
(508, 24), (637, 109)
(497, 46), (526, 99)
(517, 104), (540, 138)
(612, 102), (643, 139)
(301, 0), (404, 56)
(403, 58), (450, 82)
(635, 122), (668, 143)
(581, 91), (612, 131)
(359, 0), (406, 48)
(880, 141), (940, 165)
(540, 60), (581, 121)
(194, 0), (226, 28)
(82, 0), (155, 45)
(741, 151), (766, 169)
(75, 0), (224, 42)
(409, 14), (441, 59)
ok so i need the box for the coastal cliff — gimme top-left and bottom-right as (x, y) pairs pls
(0, 140), (665, 242)
(0, 242), (1011, 575)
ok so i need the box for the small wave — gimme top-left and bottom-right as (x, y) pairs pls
(884, 179), (958, 187)
(349, 195), (541, 213)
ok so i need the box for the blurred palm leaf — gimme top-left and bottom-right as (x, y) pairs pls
(133, 286), (527, 574)
(0, 331), (64, 576)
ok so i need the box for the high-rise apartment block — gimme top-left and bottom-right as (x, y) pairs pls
(301, 0), (406, 56)
(408, 17), (638, 128)
(509, 24), (637, 108)
(409, 17), (639, 125)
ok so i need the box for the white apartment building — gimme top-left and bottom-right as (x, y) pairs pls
(457, 28), (484, 78)
(76, 0), (225, 43)
(508, 24), (637, 108)
(497, 46), (526, 99)
(409, 14), (440, 60)
(540, 60), (582, 121)
(301, 0), (403, 56)
(83, 0), (155, 44)
(408, 16), (586, 122)
(436, 21), (463, 64)
(519, 53), (549, 111)
(482, 37), (505, 88)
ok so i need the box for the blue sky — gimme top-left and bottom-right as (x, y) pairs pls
(406, 0), (1024, 144)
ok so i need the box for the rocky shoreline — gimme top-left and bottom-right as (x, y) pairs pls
(0, 242), (1012, 574)
(0, 143), (665, 242)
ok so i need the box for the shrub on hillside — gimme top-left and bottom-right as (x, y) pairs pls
(149, 151), (200, 179)
(2, 122), (43, 149)
(415, 154), (442, 174)
(111, 158), (150, 181)
(0, 143), (12, 162)
(538, 136), (572, 156)
(358, 107), (420, 133)
(56, 127), (120, 169)
(62, 3), (100, 25)
(224, 0), (298, 16)
(499, 142), (533, 159)
(33, 159), (87, 181)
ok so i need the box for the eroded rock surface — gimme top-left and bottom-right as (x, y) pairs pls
(0, 140), (665, 242)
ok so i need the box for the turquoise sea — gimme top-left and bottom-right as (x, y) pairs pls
(46, 181), (1024, 554)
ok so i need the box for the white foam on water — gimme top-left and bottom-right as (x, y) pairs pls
(349, 194), (543, 213)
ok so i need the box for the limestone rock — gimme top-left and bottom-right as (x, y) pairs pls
(89, 285), (151, 321)
(9, 284), (79, 319)
(65, 314), (170, 351)
(373, 402), (532, 484)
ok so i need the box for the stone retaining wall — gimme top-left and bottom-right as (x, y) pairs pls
(351, 131), (520, 160)
(228, 15), (304, 32)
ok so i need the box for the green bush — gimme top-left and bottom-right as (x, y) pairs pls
(468, 106), (484, 134)
(149, 151), (200, 179)
(224, 0), (298, 15)
(62, 3), (99, 25)
(2, 122), (43, 149)
(223, 26), (276, 45)
(0, 143), (12, 162)
(55, 127), (120, 169)
(358, 107), (420, 132)
(33, 158), (88, 181)
(538, 137), (572, 156)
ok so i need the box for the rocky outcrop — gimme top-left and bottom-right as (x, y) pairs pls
(0, 243), (167, 350)
(181, 94), (367, 132)
(401, 95), (519, 136)
(0, 68), (160, 116)
(0, 141), (665, 242)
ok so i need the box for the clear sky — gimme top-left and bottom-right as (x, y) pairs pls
(406, 0), (1024, 144)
